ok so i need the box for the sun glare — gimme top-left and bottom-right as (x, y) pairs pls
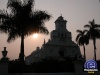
(33, 33), (38, 38)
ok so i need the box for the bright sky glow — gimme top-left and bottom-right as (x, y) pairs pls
(33, 34), (38, 39)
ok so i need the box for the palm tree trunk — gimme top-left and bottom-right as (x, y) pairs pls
(83, 44), (86, 61)
(93, 38), (96, 61)
(19, 32), (25, 72)
(19, 32), (24, 62)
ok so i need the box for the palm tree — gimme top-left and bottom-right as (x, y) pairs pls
(0, 0), (51, 62)
(84, 19), (100, 61)
(76, 30), (89, 61)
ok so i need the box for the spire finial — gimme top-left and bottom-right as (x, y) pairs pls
(44, 39), (46, 44)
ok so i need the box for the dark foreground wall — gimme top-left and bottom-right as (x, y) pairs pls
(0, 63), (8, 75)
(0, 61), (100, 75)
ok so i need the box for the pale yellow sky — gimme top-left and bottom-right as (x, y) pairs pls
(0, 0), (100, 60)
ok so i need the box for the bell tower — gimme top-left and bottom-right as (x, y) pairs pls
(55, 15), (67, 31)
(51, 15), (71, 40)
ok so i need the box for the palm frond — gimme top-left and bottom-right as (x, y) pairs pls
(7, 28), (20, 43)
(89, 19), (95, 27)
(0, 10), (10, 20)
(94, 24), (100, 28)
(38, 26), (49, 35)
(76, 30), (82, 34)
(23, 0), (34, 15)
(84, 24), (91, 28)
(0, 25), (9, 33)
(83, 30), (88, 34)
(93, 29), (100, 38)
(26, 26), (49, 36)
(7, 0), (22, 14)
(92, 19), (95, 23)
(76, 34), (81, 42)
(33, 10), (52, 22)
(76, 29), (89, 46)
(7, 33), (19, 43)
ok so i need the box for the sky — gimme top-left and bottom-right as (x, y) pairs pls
(0, 0), (100, 60)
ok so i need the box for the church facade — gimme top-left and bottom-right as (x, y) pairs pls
(25, 16), (82, 64)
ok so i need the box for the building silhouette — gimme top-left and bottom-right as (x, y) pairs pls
(25, 16), (82, 64)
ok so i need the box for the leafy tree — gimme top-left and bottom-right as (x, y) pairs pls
(0, 0), (51, 62)
(84, 19), (100, 60)
(76, 30), (89, 61)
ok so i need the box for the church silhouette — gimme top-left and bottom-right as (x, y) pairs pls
(26, 16), (83, 64)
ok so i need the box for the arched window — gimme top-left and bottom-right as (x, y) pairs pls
(65, 33), (66, 37)
(59, 47), (65, 57)
(58, 33), (60, 37)
(61, 33), (63, 37)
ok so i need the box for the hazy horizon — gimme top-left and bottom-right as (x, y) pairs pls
(0, 0), (100, 60)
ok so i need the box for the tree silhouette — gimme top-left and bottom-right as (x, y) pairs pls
(84, 19), (100, 61)
(76, 30), (89, 61)
(0, 0), (51, 63)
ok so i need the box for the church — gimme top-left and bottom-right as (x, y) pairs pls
(25, 16), (82, 64)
